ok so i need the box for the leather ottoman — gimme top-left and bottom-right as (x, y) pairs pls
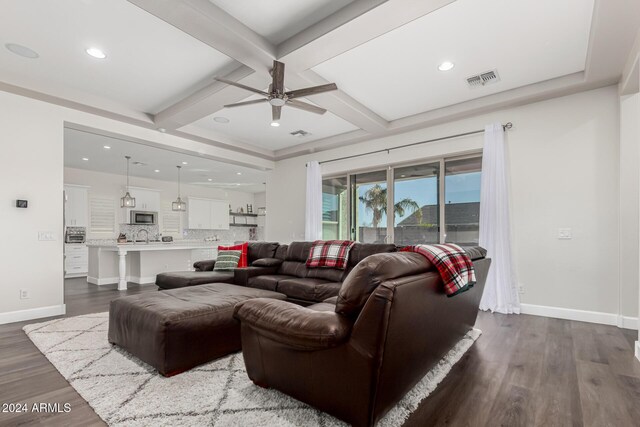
(108, 283), (286, 376)
(155, 270), (235, 289)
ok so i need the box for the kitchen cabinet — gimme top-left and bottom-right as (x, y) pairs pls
(64, 185), (89, 227)
(65, 244), (88, 277)
(187, 197), (229, 230)
(130, 187), (160, 211)
(122, 187), (161, 223)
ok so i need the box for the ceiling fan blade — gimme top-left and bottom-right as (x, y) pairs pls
(272, 105), (282, 121)
(285, 83), (337, 99)
(271, 60), (285, 94)
(215, 77), (268, 96)
(286, 99), (327, 115)
(223, 99), (268, 109)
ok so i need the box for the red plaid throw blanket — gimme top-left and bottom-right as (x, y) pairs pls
(401, 244), (476, 297)
(306, 240), (356, 269)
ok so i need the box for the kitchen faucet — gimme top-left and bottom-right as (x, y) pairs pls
(136, 228), (149, 244)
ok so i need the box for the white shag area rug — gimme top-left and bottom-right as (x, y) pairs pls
(24, 312), (480, 426)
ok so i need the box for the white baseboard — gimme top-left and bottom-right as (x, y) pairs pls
(636, 341), (640, 362)
(520, 303), (639, 330)
(0, 304), (66, 325)
(87, 276), (156, 285)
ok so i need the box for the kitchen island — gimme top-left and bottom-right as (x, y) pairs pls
(86, 241), (228, 290)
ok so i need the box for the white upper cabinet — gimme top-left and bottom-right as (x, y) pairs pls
(188, 197), (211, 229)
(64, 185), (89, 227)
(129, 187), (160, 211)
(210, 200), (230, 230)
(187, 197), (229, 230)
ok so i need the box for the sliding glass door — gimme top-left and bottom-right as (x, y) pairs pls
(393, 162), (440, 245)
(322, 154), (481, 245)
(322, 177), (348, 240)
(444, 157), (482, 245)
(350, 170), (388, 243)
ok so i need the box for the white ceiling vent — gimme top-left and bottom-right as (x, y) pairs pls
(290, 130), (311, 137)
(466, 70), (500, 88)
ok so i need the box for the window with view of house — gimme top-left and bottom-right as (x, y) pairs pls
(322, 155), (482, 245)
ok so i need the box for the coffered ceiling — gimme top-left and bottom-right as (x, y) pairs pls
(2, 0), (639, 165)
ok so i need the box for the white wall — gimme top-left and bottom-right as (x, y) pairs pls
(64, 167), (255, 239)
(0, 91), (65, 322)
(268, 86), (635, 322)
(0, 89), (270, 323)
(620, 93), (640, 322)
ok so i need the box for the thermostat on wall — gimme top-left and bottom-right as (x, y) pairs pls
(16, 200), (28, 208)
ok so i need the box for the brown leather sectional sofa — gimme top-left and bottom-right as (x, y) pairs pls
(138, 241), (490, 425)
(235, 250), (491, 426)
(156, 241), (396, 304)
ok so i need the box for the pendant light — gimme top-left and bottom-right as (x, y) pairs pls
(120, 156), (136, 208)
(172, 165), (187, 211)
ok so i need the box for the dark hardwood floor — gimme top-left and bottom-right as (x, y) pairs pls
(1, 278), (638, 426)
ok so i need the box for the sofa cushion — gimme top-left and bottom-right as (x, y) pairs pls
(251, 258), (284, 267)
(156, 270), (235, 289)
(214, 250), (242, 270)
(306, 240), (356, 270)
(340, 243), (398, 280)
(277, 278), (342, 302)
(218, 244), (248, 268)
(305, 266), (345, 282)
(248, 242), (279, 263)
(275, 244), (288, 260)
(248, 274), (292, 291)
(279, 261), (310, 278)
(286, 241), (314, 262)
(336, 252), (432, 317)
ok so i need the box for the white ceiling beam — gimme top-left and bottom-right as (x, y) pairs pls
(128, 0), (275, 72)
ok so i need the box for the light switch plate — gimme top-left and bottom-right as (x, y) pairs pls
(38, 231), (56, 241)
(558, 228), (572, 240)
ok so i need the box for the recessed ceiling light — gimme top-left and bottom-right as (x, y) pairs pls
(154, 169), (160, 173)
(438, 61), (455, 71)
(5, 43), (39, 59)
(103, 145), (111, 149)
(236, 183), (241, 186)
(270, 121), (280, 127)
(82, 157), (89, 161)
(208, 178), (213, 182)
(213, 117), (230, 124)
(182, 161), (188, 165)
(86, 47), (106, 59)
(236, 172), (242, 175)
(157, 128), (166, 133)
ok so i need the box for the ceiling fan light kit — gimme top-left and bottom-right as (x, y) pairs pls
(216, 60), (338, 124)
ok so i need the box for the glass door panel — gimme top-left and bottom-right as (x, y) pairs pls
(350, 170), (388, 243)
(393, 162), (440, 245)
(322, 177), (349, 240)
(444, 157), (482, 245)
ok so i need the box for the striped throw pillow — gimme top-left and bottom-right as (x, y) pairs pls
(214, 250), (242, 270)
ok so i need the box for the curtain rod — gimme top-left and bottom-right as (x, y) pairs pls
(312, 122), (513, 166)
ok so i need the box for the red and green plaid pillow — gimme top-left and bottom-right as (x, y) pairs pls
(306, 240), (356, 270)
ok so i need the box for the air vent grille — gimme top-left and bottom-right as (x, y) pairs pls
(466, 70), (500, 88)
(290, 130), (311, 137)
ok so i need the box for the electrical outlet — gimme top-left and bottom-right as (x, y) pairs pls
(20, 289), (30, 299)
(518, 285), (525, 294)
(38, 231), (56, 241)
(558, 228), (572, 240)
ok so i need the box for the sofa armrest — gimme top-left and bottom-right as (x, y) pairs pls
(234, 266), (279, 286)
(234, 298), (352, 350)
(193, 259), (216, 271)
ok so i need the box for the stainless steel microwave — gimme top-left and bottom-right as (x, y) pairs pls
(130, 211), (157, 225)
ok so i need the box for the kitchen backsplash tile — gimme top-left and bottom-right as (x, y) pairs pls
(114, 224), (264, 243)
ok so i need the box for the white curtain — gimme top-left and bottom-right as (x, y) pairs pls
(305, 161), (323, 241)
(479, 123), (520, 314)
